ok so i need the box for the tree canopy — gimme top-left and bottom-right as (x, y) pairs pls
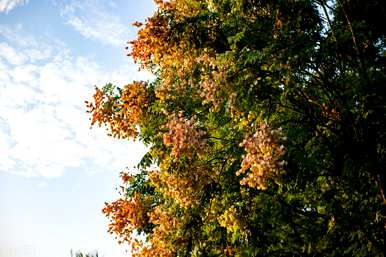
(86, 0), (386, 256)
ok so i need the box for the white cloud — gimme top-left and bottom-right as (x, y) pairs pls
(0, 42), (28, 65)
(0, 0), (29, 13)
(0, 24), (64, 62)
(58, 0), (131, 46)
(0, 129), (16, 170)
(0, 29), (149, 178)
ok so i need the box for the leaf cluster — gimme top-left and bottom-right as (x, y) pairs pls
(87, 0), (386, 256)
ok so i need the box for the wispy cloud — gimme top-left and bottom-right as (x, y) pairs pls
(0, 24), (63, 60)
(0, 25), (149, 178)
(0, 0), (29, 13)
(58, 0), (130, 46)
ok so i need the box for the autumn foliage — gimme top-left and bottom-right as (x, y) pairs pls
(86, 81), (148, 139)
(88, 0), (386, 256)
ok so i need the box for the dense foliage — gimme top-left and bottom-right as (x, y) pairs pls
(86, 0), (386, 256)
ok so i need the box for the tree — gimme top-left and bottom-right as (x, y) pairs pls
(86, 0), (386, 256)
(71, 249), (99, 257)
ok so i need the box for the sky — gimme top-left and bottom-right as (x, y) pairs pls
(0, 1), (156, 256)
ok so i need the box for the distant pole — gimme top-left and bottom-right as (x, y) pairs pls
(70, 249), (73, 257)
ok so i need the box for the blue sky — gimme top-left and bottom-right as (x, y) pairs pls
(0, 1), (155, 256)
